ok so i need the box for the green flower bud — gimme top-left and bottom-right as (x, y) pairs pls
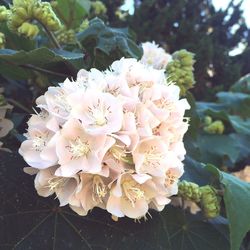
(0, 32), (6, 49)
(78, 19), (89, 32)
(91, 1), (107, 15)
(17, 22), (39, 39)
(0, 6), (10, 22)
(204, 120), (224, 134)
(56, 28), (76, 44)
(178, 181), (201, 203)
(0, 94), (7, 106)
(199, 185), (221, 219)
(166, 49), (195, 96)
(204, 116), (212, 126)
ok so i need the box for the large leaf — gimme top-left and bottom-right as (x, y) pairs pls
(0, 152), (230, 250)
(230, 74), (250, 94)
(216, 92), (250, 117)
(0, 48), (84, 80)
(196, 134), (240, 167)
(206, 165), (250, 250)
(53, 0), (91, 29)
(228, 115), (250, 135)
(77, 18), (143, 69)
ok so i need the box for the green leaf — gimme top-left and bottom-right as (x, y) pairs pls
(77, 18), (143, 69)
(0, 23), (35, 51)
(53, 0), (91, 29)
(0, 48), (83, 80)
(206, 165), (250, 250)
(228, 115), (250, 135)
(0, 152), (230, 250)
(216, 92), (250, 117)
(196, 134), (240, 167)
(230, 74), (250, 94)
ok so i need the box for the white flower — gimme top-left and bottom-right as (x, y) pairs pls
(20, 57), (190, 220)
(141, 41), (172, 70)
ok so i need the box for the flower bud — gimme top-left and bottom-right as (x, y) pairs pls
(78, 19), (89, 32)
(199, 185), (221, 219)
(0, 94), (7, 106)
(166, 49), (195, 96)
(17, 22), (39, 39)
(204, 120), (224, 134)
(56, 28), (76, 44)
(0, 32), (5, 49)
(204, 116), (212, 126)
(178, 181), (201, 203)
(91, 1), (107, 15)
(0, 6), (10, 22)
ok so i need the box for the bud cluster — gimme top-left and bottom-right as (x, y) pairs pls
(203, 116), (224, 134)
(91, 1), (107, 16)
(166, 50), (195, 96)
(178, 181), (221, 219)
(56, 27), (76, 45)
(0, 32), (5, 49)
(1, 0), (61, 39)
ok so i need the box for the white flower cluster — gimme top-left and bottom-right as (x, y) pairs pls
(141, 41), (172, 70)
(19, 58), (190, 219)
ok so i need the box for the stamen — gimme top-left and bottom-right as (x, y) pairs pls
(92, 175), (107, 203)
(87, 99), (111, 127)
(47, 176), (68, 192)
(122, 180), (144, 207)
(143, 146), (163, 168)
(32, 132), (48, 152)
(66, 137), (90, 159)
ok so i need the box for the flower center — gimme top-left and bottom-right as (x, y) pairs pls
(39, 109), (49, 120)
(165, 170), (178, 187)
(87, 99), (111, 127)
(67, 137), (90, 159)
(122, 180), (144, 207)
(32, 132), (48, 152)
(92, 175), (107, 203)
(48, 176), (68, 192)
(54, 90), (72, 113)
(143, 146), (163, 168)
(154, 98), (172, 109)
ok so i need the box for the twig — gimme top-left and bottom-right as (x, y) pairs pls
(19, 64), (69, 78)
(37, 20), (62, 49)
(6, 98), (33, 113)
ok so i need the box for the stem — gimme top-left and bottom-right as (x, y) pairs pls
(6, 98), (33, 113)
(38, 20), (61, 49)
(19, 64), (69, 78)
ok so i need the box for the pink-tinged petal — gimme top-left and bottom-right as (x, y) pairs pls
(107, 195), (124, 217)
(58, 178), (78, 206)
(56, 136), (73, 165)
(19, 141), (52, 169)
(121, 198), (148, 219)
(131, 173), (151, 184)
(55, 158), (82, 177)
(81, 152), (102, 173)
(70, 205), (88, 216)
(101, 137), (118, 155)
(23, 167), (39, 175)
